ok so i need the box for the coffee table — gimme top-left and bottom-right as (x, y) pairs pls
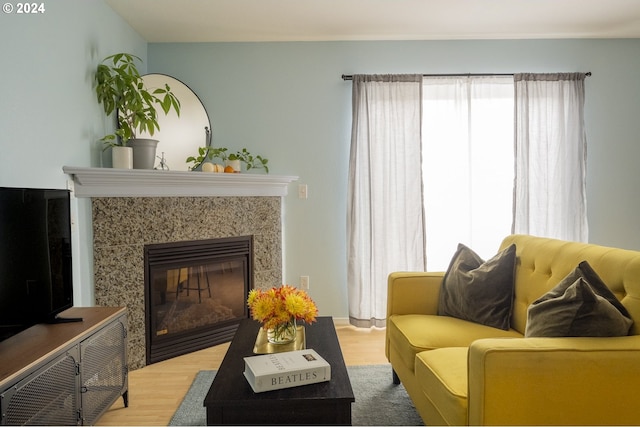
(204, 316), (355, 425)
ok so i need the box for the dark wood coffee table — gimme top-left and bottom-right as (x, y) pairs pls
(204, 316), (355, 425)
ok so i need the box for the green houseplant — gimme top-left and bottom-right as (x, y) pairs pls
(233, 148), (269, 172)
(95, 53), (181, 169)
(187, 147), (269, 173)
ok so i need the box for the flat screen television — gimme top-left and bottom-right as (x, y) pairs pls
(0, 187), (75, 341)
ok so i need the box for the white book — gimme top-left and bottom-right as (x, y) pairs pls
(243, 348), (331, 393)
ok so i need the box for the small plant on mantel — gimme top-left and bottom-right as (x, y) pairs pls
(233, 148), (269, 173)
(186, 147), (223, 170)
(186, 147), (269, 173)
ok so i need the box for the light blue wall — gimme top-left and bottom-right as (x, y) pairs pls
(3, 1), (640, 321)
(149, 39), (640, 319)
(0, 0), (147, 306)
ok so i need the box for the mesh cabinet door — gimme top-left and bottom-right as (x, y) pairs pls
(79, 315), (128, 425)
(1, 349), (80, 426)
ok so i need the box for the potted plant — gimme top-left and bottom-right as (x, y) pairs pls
(186, 147), (228, 172)
(186, 147), (269, 173)
(201, 147), (243, 172)
(233, 148), (269, 173)
(95, 53), (181, 169)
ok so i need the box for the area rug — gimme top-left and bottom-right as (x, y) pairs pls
(169, 364), (424, 426)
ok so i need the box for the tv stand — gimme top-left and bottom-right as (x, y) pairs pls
(48, 315), (84, 323)
(0, 307), (128, 426)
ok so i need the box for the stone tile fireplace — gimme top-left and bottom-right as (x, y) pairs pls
(64, 167), (297, 371)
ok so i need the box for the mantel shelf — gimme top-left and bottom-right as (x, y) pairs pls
(63, 166), (299, 198)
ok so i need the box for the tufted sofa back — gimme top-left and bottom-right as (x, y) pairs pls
(499, 234), (640, 336)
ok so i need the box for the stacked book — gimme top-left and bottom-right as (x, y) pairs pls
(243, 349), (331, 393)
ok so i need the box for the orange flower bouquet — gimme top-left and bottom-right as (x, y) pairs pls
(247, 285), (318, 344)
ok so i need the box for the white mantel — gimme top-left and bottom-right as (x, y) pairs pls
(63, 166), (298, 198)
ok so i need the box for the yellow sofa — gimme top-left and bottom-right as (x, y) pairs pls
(386, 234), (640, 425)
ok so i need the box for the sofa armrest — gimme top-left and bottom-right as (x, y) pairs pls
(386, 271), (444, 318)
(468, 336), (640, 425)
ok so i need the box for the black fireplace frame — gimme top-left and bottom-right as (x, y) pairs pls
(143, 236), (253, 365)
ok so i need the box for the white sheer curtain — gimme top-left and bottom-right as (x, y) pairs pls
(513, 73), (588, 242)
(347, 74), (425, 327)
(347, 72), (588, 326)
(422, 76), (515, 270)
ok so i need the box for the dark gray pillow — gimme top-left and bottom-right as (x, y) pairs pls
(438, 243), (516, 330)
(525, 261), (633, 337)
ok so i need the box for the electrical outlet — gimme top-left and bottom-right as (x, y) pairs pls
(300, 275), (310, 290)
(298, 184), (308, 199)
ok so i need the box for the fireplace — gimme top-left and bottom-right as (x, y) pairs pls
(90, 195), (284, 370)
(144, 236), (253, 364)
(64, 168), (296, 371)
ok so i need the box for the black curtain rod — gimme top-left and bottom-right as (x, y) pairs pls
(341, 72), (592, 80)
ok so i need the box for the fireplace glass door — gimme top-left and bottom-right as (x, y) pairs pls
(145, 237), (252, 364)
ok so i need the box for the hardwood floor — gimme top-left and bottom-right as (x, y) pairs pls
(96, 324), (388, 426)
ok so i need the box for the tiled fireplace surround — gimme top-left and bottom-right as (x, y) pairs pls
(65, 167), (297, 370)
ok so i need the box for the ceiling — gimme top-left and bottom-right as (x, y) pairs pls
(104, 0), (640, 43)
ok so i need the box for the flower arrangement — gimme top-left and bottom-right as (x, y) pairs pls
(247, 285), (318, 331)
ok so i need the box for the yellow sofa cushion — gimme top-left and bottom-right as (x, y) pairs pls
(388, 314), (522, 372)
(415, 347), (469, 426)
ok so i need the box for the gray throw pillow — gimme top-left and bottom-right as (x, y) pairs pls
(438, 243), (516, 330)
(525, 261), (633, 337)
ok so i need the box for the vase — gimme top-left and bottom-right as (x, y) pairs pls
(267, 318), (297, 344)
(111, 146), (133, 169)
(127, 138), (159, 169)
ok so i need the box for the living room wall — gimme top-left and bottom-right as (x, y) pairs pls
(2, 0), (640, 321)
(0, 0), (146, 306)
(148, 39), (640, 320)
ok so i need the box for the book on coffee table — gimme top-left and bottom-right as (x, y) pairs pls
(243, 348), (331, 393)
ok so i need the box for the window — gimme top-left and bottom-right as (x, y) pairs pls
(347, 73), (586, 326)
(422, 76), (514, 270)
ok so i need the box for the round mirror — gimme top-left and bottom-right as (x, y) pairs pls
(137, 74), (211, 171)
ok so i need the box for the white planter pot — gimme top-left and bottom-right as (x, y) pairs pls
(112, 146), (133, 169)
(225, 159), (241, 173)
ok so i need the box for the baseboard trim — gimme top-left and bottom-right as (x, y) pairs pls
(332, 317), (351, 326)
(331, 317), (387, 329)
(333, 317), (351, 326)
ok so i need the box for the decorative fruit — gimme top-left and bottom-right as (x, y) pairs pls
(224, 165), (236, 173)
(212, 164), (224, 173)
(202, 162), (215, 172)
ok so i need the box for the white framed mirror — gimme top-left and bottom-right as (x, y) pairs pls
(137, 74), (211, 171)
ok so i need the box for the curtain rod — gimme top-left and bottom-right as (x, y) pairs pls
(341, 72), (592, 80)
